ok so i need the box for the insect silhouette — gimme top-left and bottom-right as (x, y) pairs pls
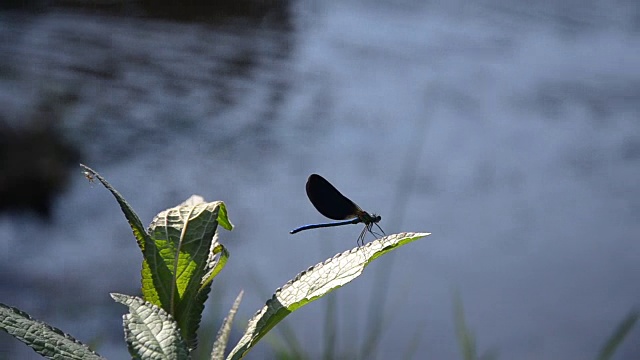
(290, 174), (385, 246)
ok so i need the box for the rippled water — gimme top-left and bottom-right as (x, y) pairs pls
(1, 1), (639, 359)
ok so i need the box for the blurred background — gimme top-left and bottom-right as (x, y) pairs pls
(1, 0), (639, 359)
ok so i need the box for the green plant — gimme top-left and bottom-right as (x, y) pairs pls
(597, 310), (639, 360)
(0, 164), (429, 360)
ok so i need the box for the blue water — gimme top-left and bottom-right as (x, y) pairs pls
(1, 1), (639, 359)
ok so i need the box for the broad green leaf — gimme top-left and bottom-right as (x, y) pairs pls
(82, 165), (233, 351)
(111, 293), (190, 360)
(211, 291), (244, 360)
(143, 196), (233, 349)
(0, 303), (104, 360)
(597, 310), (638, 360)
(80, 164), (150, 250)
(81, 164), (167, 315)
(227, 232), (430, 360)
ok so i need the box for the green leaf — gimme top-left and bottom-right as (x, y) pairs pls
(215, 200), (233, 231)
(80, 164), (150, 251)
(82, 165), (233, 351)
(0, 303), (104, 360)
(597, 310), (638, 360)
(111, 293), (190, 360)
(211, 291), (244, 360)
(226, 232), (430, 360)
(200, 238), (230, 293)
(143, 196), (232, 349)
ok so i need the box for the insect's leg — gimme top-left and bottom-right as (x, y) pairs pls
(374, 223), (386, 236)
(358, 226), (368, 247)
